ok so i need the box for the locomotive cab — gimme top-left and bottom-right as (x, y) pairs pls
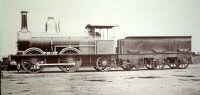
(85, 24), (117, 54)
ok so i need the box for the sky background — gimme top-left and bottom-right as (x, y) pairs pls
(1, 0), (200, 59)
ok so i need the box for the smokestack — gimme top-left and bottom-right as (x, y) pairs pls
(21, 11), (28, 32)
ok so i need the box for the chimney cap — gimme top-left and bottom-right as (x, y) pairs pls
(21, 11), (28, 13)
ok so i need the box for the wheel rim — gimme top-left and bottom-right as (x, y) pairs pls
(93, 67), (101, 71)
(21, 48), (45, 73)
(96, 56), (111, 71)
(58, 48), (82, 73)
(23, 47), (44, 55)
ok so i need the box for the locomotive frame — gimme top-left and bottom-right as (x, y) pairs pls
(8, 11), (194, 73)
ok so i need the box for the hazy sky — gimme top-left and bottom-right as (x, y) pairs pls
(1, 0), (200, 59)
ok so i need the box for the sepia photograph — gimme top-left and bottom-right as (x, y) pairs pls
(1, 0), (200, 95)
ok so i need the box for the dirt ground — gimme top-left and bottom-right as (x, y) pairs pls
(1, 64), (200, 95)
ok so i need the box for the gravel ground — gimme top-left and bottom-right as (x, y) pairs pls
(1, 64), (200, 95)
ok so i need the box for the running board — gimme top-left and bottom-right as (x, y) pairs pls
(38, 62), (76, 66)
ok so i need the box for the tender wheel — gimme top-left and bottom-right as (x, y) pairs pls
(130, 64), (139, 71)
(144, 58), (154, 70)
(167, 58), (179, 69)
(121, 59), (138, 71)
(21, 48), (45, 73)
(96, 56), (112, 72)
(153, 59), (165, 70)
(178, 58), (190, 69)
(58, 47), (82, 73)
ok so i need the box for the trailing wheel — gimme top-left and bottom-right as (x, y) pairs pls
(96, 56), (112, 72)
(21, 48), (45, 73)
(178, 58), (191, 69)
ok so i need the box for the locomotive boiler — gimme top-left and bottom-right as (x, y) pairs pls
(18, 11), (96, 54)
(8, 11), (194, 73)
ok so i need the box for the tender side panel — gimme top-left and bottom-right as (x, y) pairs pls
(118, 37), (191, 54)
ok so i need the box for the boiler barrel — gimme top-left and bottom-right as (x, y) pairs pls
(17, 32), (95, 51)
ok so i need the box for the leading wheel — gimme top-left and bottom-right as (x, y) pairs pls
(96, 56), (111, 72)
(22, 57), (45, 73)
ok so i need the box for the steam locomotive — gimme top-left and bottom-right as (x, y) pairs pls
(8, 11), (193, 73)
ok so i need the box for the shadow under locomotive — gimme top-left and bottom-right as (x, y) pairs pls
(7, 11), (194, 73)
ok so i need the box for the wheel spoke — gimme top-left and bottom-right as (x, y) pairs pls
(102, 66), (106, 70)
(96, 56), (112, 71)
(59, 50), (82, 73)
(98, 63), (103, 66)
(30, 65), (34, 71)
(99, 58), (103, 62)
(21, 48), (45, 73)
(25, 64), (32, 68)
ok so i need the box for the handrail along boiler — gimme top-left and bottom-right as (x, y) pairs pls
(9, 11), (193, 73)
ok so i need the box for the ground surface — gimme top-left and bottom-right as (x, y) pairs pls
(1, 64), (200, 95)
